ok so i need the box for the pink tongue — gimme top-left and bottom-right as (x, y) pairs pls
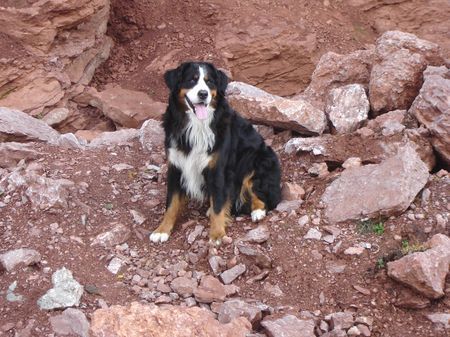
(194, 104), (208, 120)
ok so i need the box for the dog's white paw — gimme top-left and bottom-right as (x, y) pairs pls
(149, 232), (170, 243)
(251, 209), (266, 222)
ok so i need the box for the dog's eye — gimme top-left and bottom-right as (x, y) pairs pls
(189, 79), (196, 84)
(205, 79), (213, 85)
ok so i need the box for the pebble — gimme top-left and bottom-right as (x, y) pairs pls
(187, 225), (204, 244)
(243, 225), (270, 243)
(107, 257), (124, 274)
(220, 264), (247, 284)
(304, 228), (322, 240)
(344, 246), (365, 255)
(298, 215), (309, 227)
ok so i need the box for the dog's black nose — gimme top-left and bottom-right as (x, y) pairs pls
(198, 90), (208, 100)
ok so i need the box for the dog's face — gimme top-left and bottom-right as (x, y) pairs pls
(164, 62), (228, 121)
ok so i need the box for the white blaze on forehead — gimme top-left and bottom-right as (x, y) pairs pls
(186, 66), (212, 105)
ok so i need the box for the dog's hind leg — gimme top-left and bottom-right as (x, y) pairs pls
(240, 171), (267, 222)
(150, 166), (186, 243)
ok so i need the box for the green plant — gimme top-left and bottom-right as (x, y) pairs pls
(401, 240), (426, 256)
(104, 202), (114, 210)
(357, 218), (385, 236)
(376, 257), (386, 269)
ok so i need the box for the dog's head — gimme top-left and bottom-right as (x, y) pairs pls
(164, 62), (228, 121)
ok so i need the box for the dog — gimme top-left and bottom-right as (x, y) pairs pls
(150, 61), (281, 244)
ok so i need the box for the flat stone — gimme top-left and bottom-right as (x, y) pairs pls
(220, 264), (247, 285)
(426, 313), (450, 330)
(49, 308), (89, 337)
(187, 225), (204, 245)
(170, 277), (198, 298)
(344, 246), (365, 255)
(262, 315), (315, 337)
(281, 182), (305, 201)
(0, 248), (41, 272)
(243, 225), (270, 243)
(325, 312), (354, 330)
(217, 299), (263, 327)
(304, 228), (322, 240)
(91, 223), (131, 248)
(194, 275), (227, 303)
(107, 257), (124, 274)
(236, 242), (272, 269)
(37, 268), (84, 310)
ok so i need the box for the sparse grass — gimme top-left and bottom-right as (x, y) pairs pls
(104, 202), (114, 210)
(357, 218), (385, 236)
(401, 240), (426, 256)
(376, 257), (386, 270)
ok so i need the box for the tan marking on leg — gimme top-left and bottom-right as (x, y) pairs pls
(209, 198), (231, 242)
(154, 193), (186, 235)
(239, 171), (266, 212)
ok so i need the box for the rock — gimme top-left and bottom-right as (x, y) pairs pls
(0, 248), (41, 272)
(375, 31), (444, 66)
(91, 223), (131, 248)
(209, 255), (225, 275)
(344, 246), (365, 256)
(243, 225), (270, 243)
(90, 302), (251, 337)
(49, 308), (90, 337)
(410, 66), (450, 166)
(139, 119), (165, 152)
(75, 86), (166, 128)
(347, 326), (361, 336)
(322, 145), (429, 223)
(298, 215), (309, 227)
(304, 228), (322, 241)
(325, 261), (347, 274)
(217, 299), (263, 327)
(325, 84), (369, 133)
(369, 49), (426, 115)
(6, 281), (24, 302)
(187, 225), (205, 245)
(426, 313), (450, 330)
(89, 129), (140, 147)
(308, 163), (328, 177)
(0, 142), (41, 168)
(227, 82), (327, 135)
(57, 133), (86, 149)
(236, 242), (272, 269)
(130, 210), (146, 226)
(194, 275), (227, 303)
(325, 312), (354, 330)
(42, 108), (70, 127)
(298, 49), (375, 111)
(263, 283), (284, 297)
(216, 21), (317, 96)
(321, 330), (347, 337)
(366, 110), (408, 131)
(275, 200), (302, 213)
(170, 277), (198, 298)
(394, 288), (430, 309)
(281, 182), (305, 201)
(262, 315), (315, 337)
(107, 257), (124, 275)
(387, 234), (450, 299)
(220, 264), (247, 285)
(37, 268), (84, 310)
(342, 157), (362, 169)
(0, 107), (60, 143)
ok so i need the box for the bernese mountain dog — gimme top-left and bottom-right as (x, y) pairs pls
(150, 61), (281, 244)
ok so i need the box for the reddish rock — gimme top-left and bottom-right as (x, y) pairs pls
(220, 264), (247, 285)
(322, 145), (429, 223)
(194, 275), (227, 303)
(90, 302), (251, 337)
(227, 82), (327, 135)
(298, 49), (375, 110)
(216, 299), (263, 327)
(410, 66), (450, 166)
(0, 107), (60, 143)
(243, 225), (270, 244)
(394, 288), (430, 309)
(325, 312), (354, 330)
(262, 315), (315, 337)
(281, 182), (305, 201)
(387, 234), (450, 299)
(366, 110), (408, 131)
(170, 277), (198, 298)
(91, 223), (132, 248)
(75, 85), (166, 128)
(0, 248), (41, 272)
(49, 308), (89, 337)
(216, 21), (317, 96)
(0, 142), (41, 168)
(325, 84), (369, 133)
(426, 313), (450, 330)
(236, 242), (272, 269)
(75, 130), (104, 142)
(369, 49), (426, 115)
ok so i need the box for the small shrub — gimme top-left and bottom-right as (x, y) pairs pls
(401, 240), (426, 256)
(357, 218), (385, 236)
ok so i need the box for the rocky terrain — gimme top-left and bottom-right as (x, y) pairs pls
(0, 1), (449, 337)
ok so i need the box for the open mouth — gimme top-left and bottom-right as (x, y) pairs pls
(185, 97), (208, 120)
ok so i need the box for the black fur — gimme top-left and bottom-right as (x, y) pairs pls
(162, 62), (281, 217)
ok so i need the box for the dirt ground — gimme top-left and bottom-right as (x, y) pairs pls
(0, 137), (448, 336)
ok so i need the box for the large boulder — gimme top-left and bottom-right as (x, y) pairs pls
(387, 234), (450, 299)
(409, 66), (450, 166)
(227, 82), (327, 135)
(369, 49), (426, 115)
(0, 0), (112, 126)
(0, 107), (60, 143)
(297, 49), (375, 110)
(216, 20), (317, 96)
(0, 142), (41, 168)
(321, 145), (429, 223)
(90, 302), (251, 337)
(74, 86), (166, 128)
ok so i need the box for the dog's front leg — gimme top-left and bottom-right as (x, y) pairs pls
(150, 166), (186, 243)
(206, 168), (231, 245)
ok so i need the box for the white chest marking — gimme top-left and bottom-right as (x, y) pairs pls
(169, 148), (211, 201)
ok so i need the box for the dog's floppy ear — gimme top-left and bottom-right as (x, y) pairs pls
(164, 67), (180, 91)
(216, 69), (229, 95)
